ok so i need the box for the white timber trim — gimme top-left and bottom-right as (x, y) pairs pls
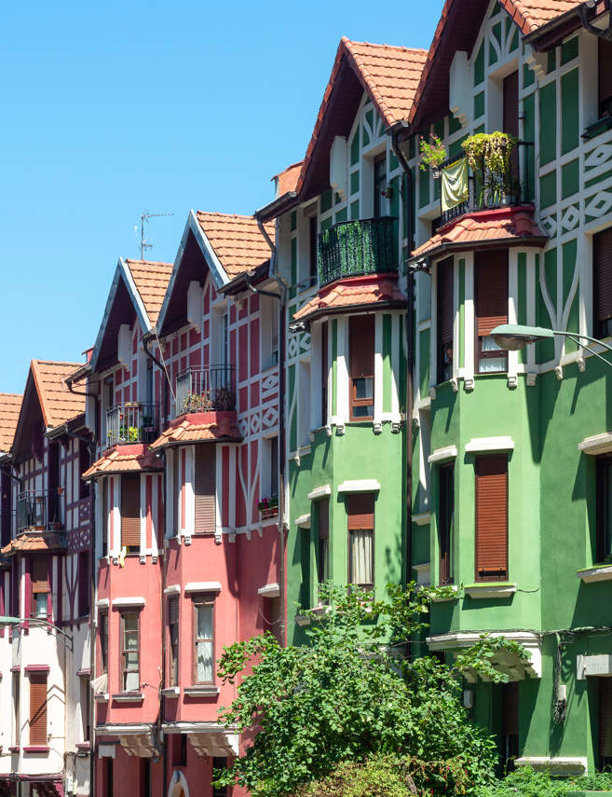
(294, 513), (311, 528)
(111, 597), (146, 607)
(184, 581), (222, 594)
(578, 432), (612, 455)
(577, 565), (612, 583)
(337, 479), (380, 493)
(464, 436), (515, 453)
(413, 562), (431, 586)
(307, 485), (332, 501)
(464, 583), (517, 599)
(427, 630), (542, 678)
(257, 583), (280, 598)
(428, 445), (458, 464)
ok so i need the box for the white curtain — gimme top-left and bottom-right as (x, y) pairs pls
(196, 604), (214, 683)
(351, 529), (373, 586)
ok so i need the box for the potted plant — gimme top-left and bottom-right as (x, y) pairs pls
(419, 134), (447, 178)
(181, 390), (213, 414)
(461, 131), (517, 207)
(258, 495), (279, 521)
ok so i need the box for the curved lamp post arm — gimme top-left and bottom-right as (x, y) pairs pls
(557, 332), (612, 369)
(0, 616), (73, 650)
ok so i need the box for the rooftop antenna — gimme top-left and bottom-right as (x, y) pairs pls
(138, 210), (174, 260)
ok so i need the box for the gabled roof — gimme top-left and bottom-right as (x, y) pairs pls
(83, 444), (162, 480)
(1, 531), (66, 556)
(257, 37), (428, 219)
(195, 213), (274, 281)
(0, 394), (22, 454)
(149, 412), (242, 449)
(409, 0), (583, 130)
(90, 257), (172, 371)
(30, 360), (85, 430)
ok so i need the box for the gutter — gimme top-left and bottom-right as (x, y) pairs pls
(255, 191), (298, 225)
(524, 0), (611, 50)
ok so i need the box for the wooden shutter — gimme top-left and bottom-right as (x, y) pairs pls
(475, 455), (508, 581)
(476, 251), (509, 336)
(168, 595), (179, 624)
(349, 316), (374, 378)
(29, 674), (47, 746)
(599, 38), (612, 113)
(121, 474), (140, 548)
(600, 678), (612, 760)
(32, 559), (49, 594)
(347, 494), (375, 529)
(437, 257), (454, 345)
(318, 498), (329, 540)
(502, 682), (519, 737)
(194, 446), (216, 534)
(594, 228), (612, 332)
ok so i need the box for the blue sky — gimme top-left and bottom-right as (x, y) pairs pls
(0, 0), (443, 394)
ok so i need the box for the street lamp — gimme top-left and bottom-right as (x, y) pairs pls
(491, 324), (612, 368)
(0, 615), (73, 650)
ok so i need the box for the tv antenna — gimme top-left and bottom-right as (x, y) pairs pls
(138, 210), (174, 260)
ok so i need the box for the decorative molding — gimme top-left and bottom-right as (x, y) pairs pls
(337, 479), (380, 493)
(526, 372), (537, 387)
(112, 693), (145, 703)
(307, 485), (332, 501)
(463, 377), (474, 392)
(577, 565), (612, 583)
(163, 584), (181, 595)
(372, 421), (382, 435)
(257, 583), (280, 598)
(336, 423), (345, 436)
(464, 436), (514, 454)
(185, 581), (222, 594)
(427, 631), (542, 679)
(507, 375), (518, 389)
(161, 687), (180, 698)
(515, 757), (587, 776)
(96, 598), (110, 608)
(294, 513), (311, 528)
(578, 432), (612, 455)
(428, 445), (458, 464)
(111, 597), (145, 608)
(464, 583), (517, 599)
(412, 511), (431, 526)
(183, 685), (220, 697)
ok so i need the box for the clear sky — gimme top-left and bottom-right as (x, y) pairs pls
(0, 0), (443, 394)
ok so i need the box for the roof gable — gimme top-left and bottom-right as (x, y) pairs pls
(0, 394), (22, 454)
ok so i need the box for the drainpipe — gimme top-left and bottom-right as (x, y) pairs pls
(253, 216), (288, 646)
(391, 122), (416, 588)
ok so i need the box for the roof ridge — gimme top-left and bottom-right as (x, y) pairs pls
(344, 37), (427, 55)
(196, 210), (258, 220)
(125, 258), (173, 267)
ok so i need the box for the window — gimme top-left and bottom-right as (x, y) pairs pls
(79, 441), (91, 500)
(373, 154), (386, 218)
(261, 295), (280, 369)
(594, 227), (612, 339)
(501, 682), (519, 770)
(596, 456), (612, 563)
(80, 676), (90, 742)
(475, 250), (508, 373)
(599, 37), (612, 119)
(78, 551), (90, 616)
(438, 464), (454, 586)
(101, 479), (108, 558)
(120, 611), (140, 692)
(321, 321), (328, 426)
(98, 612), (108, 674)
(264, 436), (279, 499)
(298, 360), (311, 447)
(213, 757), (229, 797)
(31, 558), (49, 619)
(168, 596), (179, 687)
(436, 257), (454, 384)
(193, 596), (214, 684)
(29, 673), (47, 746)
(12, 672), (20, 746)
(349, 315), (375, 420)
(141, 759), (151, 797)
(1, 469), (12, 549)
(309, 215), (318, 284)
(600, 678), (612, 770)
(194, 446), (216, 534)
(502, 71), (519, 183)
(475, 455), (508, 582)
(316, 498), (330, 585)
(171, 734), (187, 767)
(263, 597), (283, 644)
(347, 494), (375, 589)
(121, 474), (140, 553)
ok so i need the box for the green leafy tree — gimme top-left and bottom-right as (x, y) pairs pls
(215, 584), (523, 797)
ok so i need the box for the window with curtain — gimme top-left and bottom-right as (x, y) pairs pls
(475, 250), (508, 373)
(194, 597), (214, 684)
(121, 611), (140, 692)
(594, 227), (612, 340)
(316, 498), (329, 585)
(347, 494), (375, 589)
(168, 597), (179, 686)
(31, 558), (49, 619)
(596, 456), (612, 563)
(349, 315), (375, 420)
(438, 464), (454, 586)
(99, 612), (108, 675)
(436, 257), (454, 384)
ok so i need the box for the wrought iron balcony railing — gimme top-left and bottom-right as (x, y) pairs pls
(105, 402), (159, 447)
(17, 490), (63, 532)
(318, 216), (398, 288)
(174, 365), (236, 418)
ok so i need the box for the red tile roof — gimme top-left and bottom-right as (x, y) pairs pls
(83, 444), (162, 480)
(503, 0), (582, 32)
(0, 394), (22, 453)
(124, 259), (173, 326)
(2, 531), (66, 556)
(273, 161), (302, 198)
(411, 206), (547, 259)
(31, 360), (86, 430)
(150, 412), (242, 449)
(195, 213), (274, 281)
(293, 273), (406, 323)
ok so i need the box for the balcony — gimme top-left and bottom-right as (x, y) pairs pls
(105, 402), (159, 448)
(318, 216), (397, 288)
(17, 490), (63, 533)
(174, 365), (236, 419)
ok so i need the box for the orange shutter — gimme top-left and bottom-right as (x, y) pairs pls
(121, 474), (140, 548)
(475, 455), (508, 581)
(594, 227), (612, 332)
(31, 559), (49, 594)
(347, 494), (375, 530)
(29, 674), (47, 746)
(194, 446), (216, 534)
(476, 251), (509, 337)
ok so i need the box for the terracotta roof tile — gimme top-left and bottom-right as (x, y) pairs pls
(502, 0), (582, 32)
(195, 213), (274, 281)
(31, 360), (86, 431)
(1, 531), (66, 556)
(411, 206), (547, 259)
(125, 259), (173, 326)
(273, 161), (303, 197)
(293, 274), (406, 323)
(150, 412), (242, 449)
(0, 394), (22, 453)
(83, 444), (162, 479)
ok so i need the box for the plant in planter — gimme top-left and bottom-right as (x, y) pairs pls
(182, 390), (214, 414)
(119, 425), (140, 442)
(419, 134), (447, 177)
(461, 131), (518, 207)
(258, 495), (279, 520)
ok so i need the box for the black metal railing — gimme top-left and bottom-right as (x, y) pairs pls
(17, 490), (63, 532)
(174, 365), (236, 418)
(318, 217), (398, 287)
(438, 142), (533, 226)
(105, 402), (159, 447)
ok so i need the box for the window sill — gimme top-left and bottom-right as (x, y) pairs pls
(577, 565), (612, 584)
(431, 585), (459, 602)
(464, 583), (516, 599)
(111, 692), (144, 703)
(75, 742), (91, 754)
(582, 116), (612, 140)
(8, 746), (20, 754)
(93, 692), (109, 703)
(23, 746), (49, 754)
(162, 687), (180, 698)
(183, 685), (219, 697)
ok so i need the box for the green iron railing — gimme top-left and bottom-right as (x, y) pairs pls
(318, 216), (398, 287)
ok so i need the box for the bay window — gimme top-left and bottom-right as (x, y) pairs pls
(349, 315), (374, 420)
(347, 494), (375, 589)
(194, 596), (214, 684)
(120, 610), (140, 692)
(475, 250), (508, 373)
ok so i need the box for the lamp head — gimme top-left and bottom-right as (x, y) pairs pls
(490, 324), (555, 351)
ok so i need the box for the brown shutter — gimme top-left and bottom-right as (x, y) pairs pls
(475, 455), (508, 581)
(121, 474), (140, 548)
(600, 678), (612, 760)
(32, 559), (49, 594)
(347, 494), (375, 529)
(599, 38), (612, 112)
(318, 498), (329, 540)
(476, 251), (509, 336)
(502, 682), (519, 737)
(168, 595), (179, 624)
(349, 316), (374, 378)
(594, 228), (612, 331)
(437, 257), (454, 345)
(29, 674), (47, 746)
(194, 446), (216, 534)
